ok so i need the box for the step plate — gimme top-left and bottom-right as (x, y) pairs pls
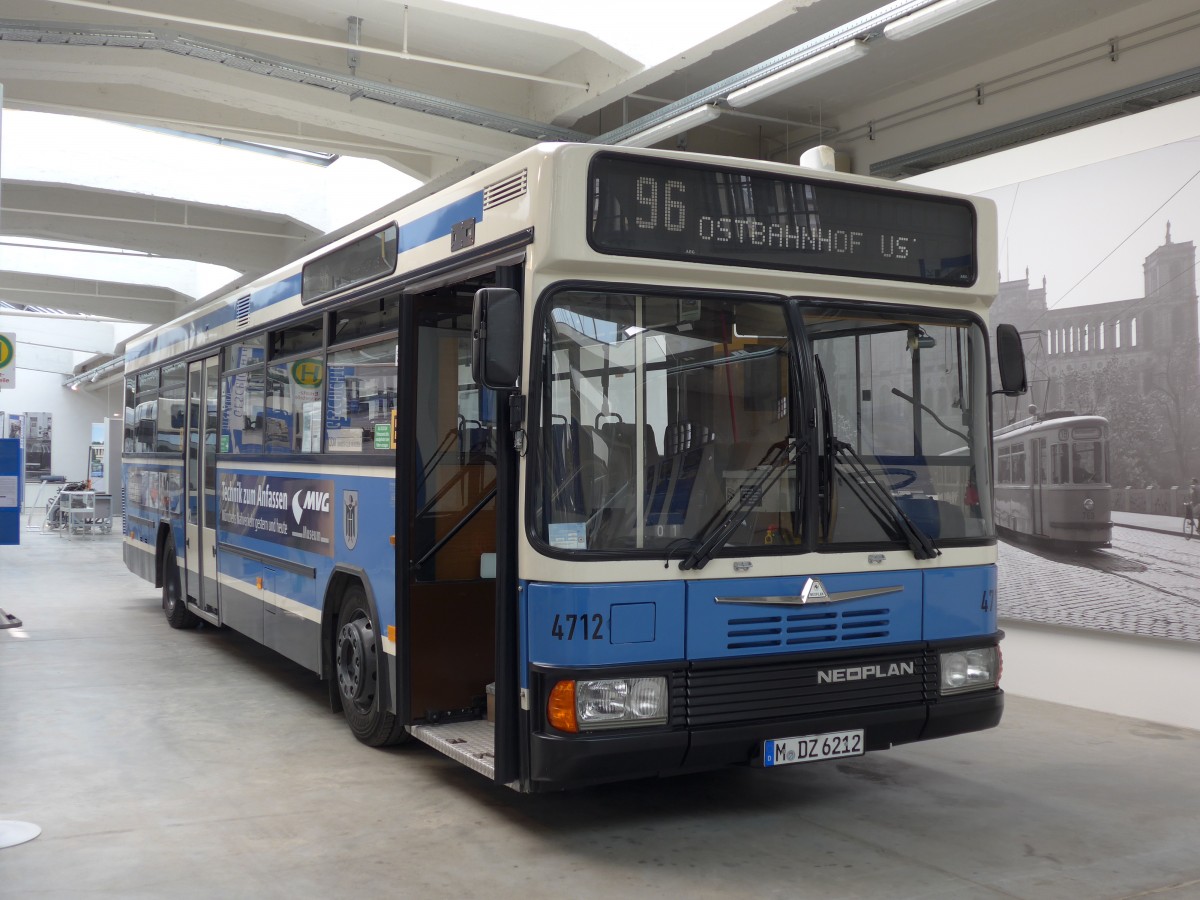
(410, 719), (496, 779)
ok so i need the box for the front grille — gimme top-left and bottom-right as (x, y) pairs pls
(687, 648), (935, 728)
(724, 606), (893, 651)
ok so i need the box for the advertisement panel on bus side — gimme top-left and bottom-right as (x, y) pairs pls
(218, 473), (335, 556)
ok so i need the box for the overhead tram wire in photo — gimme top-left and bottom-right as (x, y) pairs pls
(1028, 163), (1200, 333)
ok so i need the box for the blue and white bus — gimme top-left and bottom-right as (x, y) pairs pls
(122, 142), (1026, 791)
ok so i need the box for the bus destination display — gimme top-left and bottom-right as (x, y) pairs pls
(588, 154), (976, 286)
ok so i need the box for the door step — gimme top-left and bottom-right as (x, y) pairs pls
(410, 719), (496, 779)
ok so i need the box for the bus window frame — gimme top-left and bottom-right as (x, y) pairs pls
(214, 298), (404, 464)
(325, 328), (400, 457)
(527, 284), (995, 562)
(526, 280), (798, 563)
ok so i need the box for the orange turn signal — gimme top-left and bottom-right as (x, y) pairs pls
(547, 680), (578, 733)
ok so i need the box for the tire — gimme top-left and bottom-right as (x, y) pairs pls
(334, 584), (407, 746)
(163, 545), (199, 629)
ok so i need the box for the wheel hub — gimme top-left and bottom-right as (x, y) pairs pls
(337, 616), (374, 706)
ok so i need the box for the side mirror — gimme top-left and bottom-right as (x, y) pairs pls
(471, 288), (522, 391)
(995, 324), (1028, 397)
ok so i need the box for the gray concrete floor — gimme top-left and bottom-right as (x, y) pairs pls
(3, 529), (1200, 899)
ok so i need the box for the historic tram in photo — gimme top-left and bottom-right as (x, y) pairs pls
(993, 409), (1112, 550)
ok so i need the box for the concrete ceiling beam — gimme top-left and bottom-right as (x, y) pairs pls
(2, 182), (318, 272)
(0, 271), (188, 323)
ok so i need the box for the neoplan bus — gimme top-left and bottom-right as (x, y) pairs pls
(122, 143), (1028, 792)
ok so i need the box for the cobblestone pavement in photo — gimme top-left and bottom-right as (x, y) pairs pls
(999, 522), (1200, 642)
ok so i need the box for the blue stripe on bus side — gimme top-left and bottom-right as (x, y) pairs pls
(397, 193), (484, 253)
(127, 190), (487, 365)
(126, 273), (304, 365)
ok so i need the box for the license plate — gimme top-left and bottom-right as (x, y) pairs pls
(763, 729), (864, 767)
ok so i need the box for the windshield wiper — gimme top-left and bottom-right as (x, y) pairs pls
(815, 357), (939, 561)
(679, 437), (802, 571)
(830, 439), (940, 560)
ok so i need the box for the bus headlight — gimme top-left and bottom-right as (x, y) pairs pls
(548, 677), (669, 732)
(1083, 498), (1095, 511)
(939, 647), (999, 694)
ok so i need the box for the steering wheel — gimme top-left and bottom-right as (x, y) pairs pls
(881, 467), (918, 490)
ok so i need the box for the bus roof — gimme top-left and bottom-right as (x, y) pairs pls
(125, 142), (999, 373)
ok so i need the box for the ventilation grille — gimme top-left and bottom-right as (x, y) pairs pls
(483, 170), (528, 210)
(725, 607), (892, 651)
(687, 648), (934, 728)
(235, 296), (251, 328)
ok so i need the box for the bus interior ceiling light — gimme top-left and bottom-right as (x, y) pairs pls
(725, 40), (869, 109)
(882, 0), (999, 41)
(616, 104), (721, 148)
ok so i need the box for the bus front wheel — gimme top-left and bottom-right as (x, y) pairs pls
(163, 545), (199, 630)
(335, 584), (407, 746)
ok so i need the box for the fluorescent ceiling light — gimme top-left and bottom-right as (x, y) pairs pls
(617, 104), (722, 148)
(725, 40), (870, 109)
(883, 0), (998, 41)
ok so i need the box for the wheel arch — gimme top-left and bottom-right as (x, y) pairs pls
(154, 522), (174, 589)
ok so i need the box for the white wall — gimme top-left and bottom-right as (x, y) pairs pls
(0, 314), (127, 504)
(1, 368), (118, 499)
(1000, 621), (1200, 731)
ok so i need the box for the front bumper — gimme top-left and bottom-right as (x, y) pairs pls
(526, 640), (1003, 790)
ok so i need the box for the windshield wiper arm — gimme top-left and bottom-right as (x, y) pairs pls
(813, 355), (937, 560)
(679, 438), (802, 571)
(832, 439), (940, 560)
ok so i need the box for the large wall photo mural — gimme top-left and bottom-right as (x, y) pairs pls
(978, 135), (1200, 643)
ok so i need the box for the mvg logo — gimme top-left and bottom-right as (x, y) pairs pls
(291, 489), (330, 523)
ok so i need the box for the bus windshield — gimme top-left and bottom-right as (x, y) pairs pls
(805, 306), (993, 550)
(532, 290), (993, 557)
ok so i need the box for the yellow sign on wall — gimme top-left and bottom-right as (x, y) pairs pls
(0, 333), (15, 390)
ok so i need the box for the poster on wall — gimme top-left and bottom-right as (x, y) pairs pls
(971, 132), (1200, 645)
(23, 412), (51, 482)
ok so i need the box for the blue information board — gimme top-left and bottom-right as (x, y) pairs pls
(0, 438), (22, 545)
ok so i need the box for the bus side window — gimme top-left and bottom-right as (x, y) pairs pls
(135, 369), (160, 453)
(124, 377), (136, 452)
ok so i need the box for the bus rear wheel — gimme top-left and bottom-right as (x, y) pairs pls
(335, 584), (407, 746)
(163, 545), (199, 630)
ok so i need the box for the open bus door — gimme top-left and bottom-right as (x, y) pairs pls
(396, 266), (524, 785)
(184, 356), (220, 621)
